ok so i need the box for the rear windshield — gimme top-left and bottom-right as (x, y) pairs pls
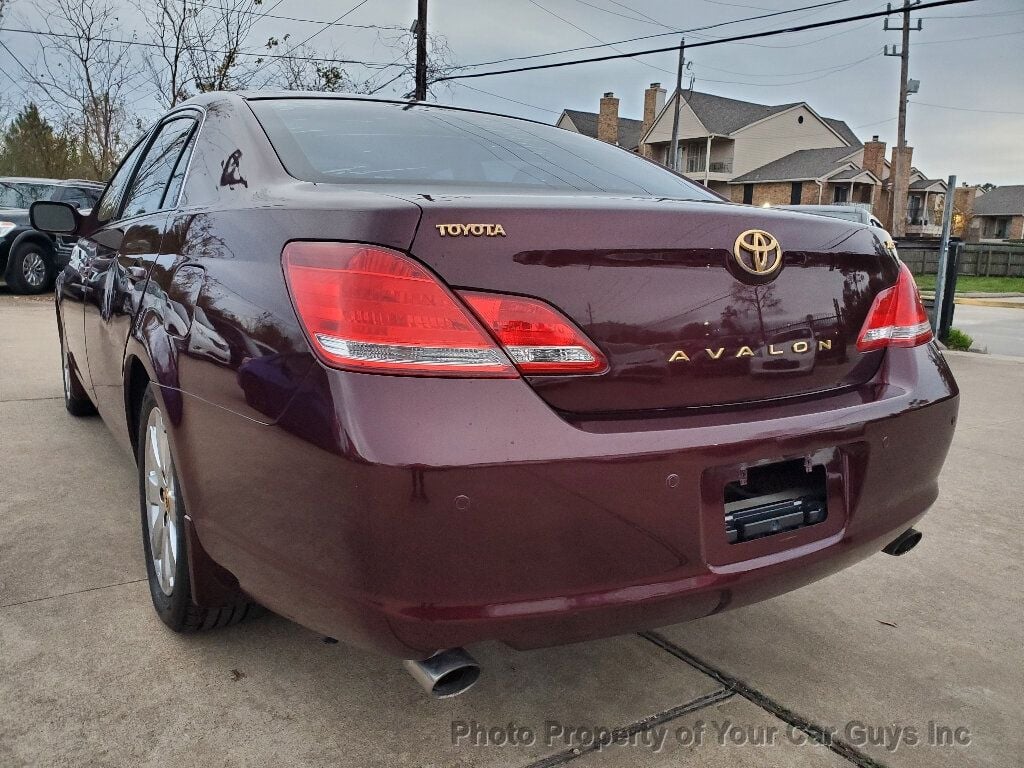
(249, 98), (717, 199)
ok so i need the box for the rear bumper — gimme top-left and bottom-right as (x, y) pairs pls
(181, 343), (958, 658)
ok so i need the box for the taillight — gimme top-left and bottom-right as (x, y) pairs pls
(460, 291), (608, 374)
(856, 263), (933, 352)
(282, 241), (515, 376)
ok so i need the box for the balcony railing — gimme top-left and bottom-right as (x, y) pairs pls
(684, 158), (732, 174)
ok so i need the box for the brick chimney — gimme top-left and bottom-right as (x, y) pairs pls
(642, 82), (666, 138)
(598, 92), (619, 145)
(861, 135), (886, 181)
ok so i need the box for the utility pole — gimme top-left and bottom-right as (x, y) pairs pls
(667, 38), (684, 172)
(884, 1), (921, 237)
(414, 0), (428, 101)
(933, 174), (957, 339)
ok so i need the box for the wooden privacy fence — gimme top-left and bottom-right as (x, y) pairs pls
(902, 244), (1024, 277)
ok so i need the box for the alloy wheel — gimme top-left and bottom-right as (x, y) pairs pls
(22, 251), (46, 288)
(144, 407), (179, 595)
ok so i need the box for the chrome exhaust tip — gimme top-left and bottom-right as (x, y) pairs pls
(883, 527), (923, 556)
(403, 648), (481, 698)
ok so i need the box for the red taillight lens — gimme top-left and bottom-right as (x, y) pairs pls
(460, 291), (608, 374)
(856, 263), (933, 352)
(283, 242), (515, 376)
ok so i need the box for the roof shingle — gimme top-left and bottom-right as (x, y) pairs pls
(561, 109), (644, 150)
(972, 185), (1024, 216)
(729, 147), (860, 183)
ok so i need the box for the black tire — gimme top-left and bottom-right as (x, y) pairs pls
(59, 328), (97, 417)
(7, 241), (53, 294)
(136, 385), (260, 632)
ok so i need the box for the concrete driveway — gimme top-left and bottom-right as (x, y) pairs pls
(1, 290), (1021, 768)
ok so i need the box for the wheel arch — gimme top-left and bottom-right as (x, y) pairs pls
(125, 348), (248, 608)
(4, 230), (56, 282)
(124, 353), (152, 460)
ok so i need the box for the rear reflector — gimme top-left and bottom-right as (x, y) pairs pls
(460, 291), (608, 374)
(856, 263), (933, 352)
(283, 242), (515, 376)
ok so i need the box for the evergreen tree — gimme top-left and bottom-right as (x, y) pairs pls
(0, 103), (84, 178)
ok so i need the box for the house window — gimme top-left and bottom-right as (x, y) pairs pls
(832, 185), (848, 203)
(743, 184), (753, 205)
(907, 195), (923, 224)
(790, 182), (803, 205)
(986, 218), (1010, 238)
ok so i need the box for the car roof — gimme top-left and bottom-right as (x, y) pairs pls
(184, 89), (552, 129)
(0, 176), (103, 188)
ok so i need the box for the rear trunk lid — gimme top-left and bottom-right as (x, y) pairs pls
(403, 193), (898, 414)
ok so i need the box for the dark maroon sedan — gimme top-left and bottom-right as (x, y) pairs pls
(32, 93), (957, 698)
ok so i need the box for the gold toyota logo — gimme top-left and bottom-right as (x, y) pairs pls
(733, 230), (783, 276)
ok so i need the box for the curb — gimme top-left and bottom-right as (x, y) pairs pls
(920, 292), (1024, 309)
(950, 297), (1024, 309)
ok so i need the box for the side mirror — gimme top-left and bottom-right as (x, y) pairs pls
(30, 201), (81, 235)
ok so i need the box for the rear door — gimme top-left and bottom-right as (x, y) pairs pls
(83, 114), (199, 424)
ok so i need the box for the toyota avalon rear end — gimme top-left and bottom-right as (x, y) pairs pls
(243, 99), (958, 665)
(42, 93), (958, 698)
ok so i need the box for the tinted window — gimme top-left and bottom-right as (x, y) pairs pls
(121, 118), (197, 218)
(95, 141), (147, 222)
(57, 186), (102, 208)
(0, 182), (56, 207)
(161, 125), (199, 209)
(250, 99), (717, 199)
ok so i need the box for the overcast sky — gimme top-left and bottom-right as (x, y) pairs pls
(2, 0), (1022, 184)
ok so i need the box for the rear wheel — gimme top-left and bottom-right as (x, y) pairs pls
(7, 242), (53, 294)
(137, 386), (259, 631)
(60, 329), (97, 416)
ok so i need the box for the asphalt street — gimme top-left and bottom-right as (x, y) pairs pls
(1, 290), (1021, 768)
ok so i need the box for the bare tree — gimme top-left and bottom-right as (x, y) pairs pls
(364, 30), (457, 98)
(29, 0), (138, 179)
(265, 37), (352, 92)
(186, 0), (264, 92)
(134, 0), (193, 108)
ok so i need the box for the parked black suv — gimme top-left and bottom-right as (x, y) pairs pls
(1, 177), (104, 294)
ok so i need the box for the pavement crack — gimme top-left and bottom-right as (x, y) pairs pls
(0, 396), (63, 403)
(522, 687), (735, 768)
(0, 578), (147, 610)
(640, 631), (890, 768)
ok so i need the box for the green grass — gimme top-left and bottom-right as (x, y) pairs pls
(942, 328), (974, 351)
(912, 274), (1024, 294)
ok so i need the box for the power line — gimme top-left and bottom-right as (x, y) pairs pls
(525, 0), (672, 76)
(0, 25), (402, 68)
(692, 51), (878, 87)
(913, 28), (1024, 44)
(461, 0), (857, 69)
(187, 0), (404, 30)
(249, 0), (375, 78)
(562, 0), (675, 29)
(453, 81), (561, 115)
(437, 0), (975, 83)
(913, 101), (1024, 116)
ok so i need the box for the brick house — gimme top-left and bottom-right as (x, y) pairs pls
(967, 186), (1024, 241)
(556, 86), (947, 235)
(727, 145), (882, 208)
(556, 92), (646, 151)
(636, 86), (862, 197)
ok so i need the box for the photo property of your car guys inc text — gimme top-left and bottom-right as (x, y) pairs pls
(0, 0), (1021, 766)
